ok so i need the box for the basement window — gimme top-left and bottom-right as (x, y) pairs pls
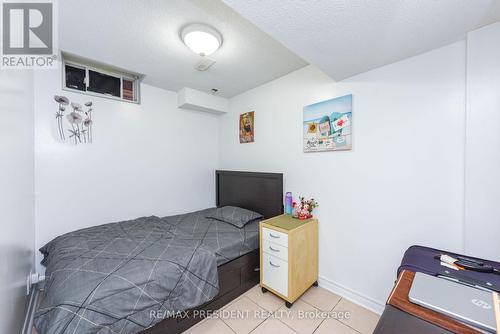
(63, 55), (140, 103)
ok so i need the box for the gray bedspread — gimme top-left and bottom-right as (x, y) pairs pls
(34, 208), (259, 334)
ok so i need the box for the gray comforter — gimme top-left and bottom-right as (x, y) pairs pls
(34, 208), (259, 334)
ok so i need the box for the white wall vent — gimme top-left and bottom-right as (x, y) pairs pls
(194, 58), (216, 71)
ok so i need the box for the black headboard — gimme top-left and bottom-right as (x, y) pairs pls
(216, 170), (283, 219)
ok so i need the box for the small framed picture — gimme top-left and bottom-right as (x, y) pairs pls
(239, 111), (255, 143)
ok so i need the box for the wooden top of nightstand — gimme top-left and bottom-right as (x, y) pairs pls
(261, 214), (316, 231)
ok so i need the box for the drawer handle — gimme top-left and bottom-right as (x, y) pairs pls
(269, 246), (280, 252)
(269, 261), (280, 268)
(269, 233), (280, 239)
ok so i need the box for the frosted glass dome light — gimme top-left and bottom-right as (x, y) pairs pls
(181, 24), (222, 56)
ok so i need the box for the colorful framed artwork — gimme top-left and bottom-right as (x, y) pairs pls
(303, 94), (352, 152)
(239, 111), (255, 143)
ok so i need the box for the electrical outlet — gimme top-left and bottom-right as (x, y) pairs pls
(26, 271), (46, 295)
(26, 270), (32, 295)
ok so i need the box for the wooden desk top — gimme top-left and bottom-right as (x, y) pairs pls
(387, 270), (480, 334)
(261, 214), (316, 231)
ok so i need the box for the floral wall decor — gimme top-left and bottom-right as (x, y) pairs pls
(54, 95), (94, 145)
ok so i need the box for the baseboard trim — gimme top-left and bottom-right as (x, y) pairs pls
(318, 275), (385, 315)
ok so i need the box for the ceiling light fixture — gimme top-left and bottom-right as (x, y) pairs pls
(181, 24), (222, 57)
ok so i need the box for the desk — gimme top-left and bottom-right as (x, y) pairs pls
(375, 245), (500, 334)
(374, 305), (454, 334)
(374, 270), (481, 334)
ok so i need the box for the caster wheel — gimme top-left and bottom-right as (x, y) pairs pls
(285, 301), (293, 309)
(261, 287), (268, 293)
(312, 281), (318, 287)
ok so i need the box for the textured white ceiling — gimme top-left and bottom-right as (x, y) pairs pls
(58, 0), (306, 97)
(223, 0), (500, 80)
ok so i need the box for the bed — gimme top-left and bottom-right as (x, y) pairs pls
(34, 170), (283, 334)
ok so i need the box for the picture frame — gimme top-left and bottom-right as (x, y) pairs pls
(303, 94), (352, 152)
(239, 111), (255, 143)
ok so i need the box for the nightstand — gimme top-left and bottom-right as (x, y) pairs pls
(259, 214), (318, 308)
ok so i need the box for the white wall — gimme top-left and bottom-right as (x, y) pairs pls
(27, 20), (500, 317)
(0, 70), (35, 333)
(220, 42), (467, 312)
(465, 22), (500, 261)
(34, 64), (220, 272)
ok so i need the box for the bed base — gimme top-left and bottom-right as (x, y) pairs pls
(143, 171), (283, 333)
(141, 249), (260, 334)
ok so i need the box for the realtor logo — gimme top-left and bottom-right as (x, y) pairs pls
(1, 0), (57, 68)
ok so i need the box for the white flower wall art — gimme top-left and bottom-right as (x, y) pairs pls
(54, 96), (94, 145)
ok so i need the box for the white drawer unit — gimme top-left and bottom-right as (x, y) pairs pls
(261, 227), (288, 247)
(262, 252), (288, 297)
(260, 214), (318, 308)
(262, 238), (288, 262)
